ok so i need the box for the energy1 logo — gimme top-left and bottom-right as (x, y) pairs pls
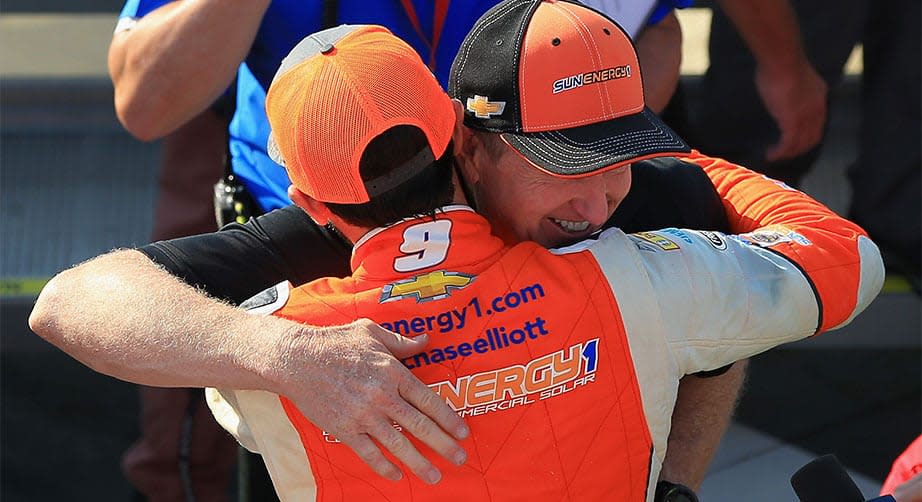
(429, 339), (600, 417)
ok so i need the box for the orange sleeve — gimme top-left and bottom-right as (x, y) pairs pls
(680, 150), (884, 334)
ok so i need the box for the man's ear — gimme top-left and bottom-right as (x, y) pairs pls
(450, 99), (481, 185)
(287, 185), (331, 224)
(451, 99), (471, 157)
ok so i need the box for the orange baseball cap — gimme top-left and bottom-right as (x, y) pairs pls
(266, 25), (456, 204)
(448, 0), (690, 176)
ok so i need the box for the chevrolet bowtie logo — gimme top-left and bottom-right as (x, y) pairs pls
(380, 271), (476, 303)
(466, 95), (506, 119)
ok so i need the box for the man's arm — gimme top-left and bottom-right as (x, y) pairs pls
(30, 249), (288, 389)
(586, 207), (881, 491)
(28, 250), (468, 483)
(109, 0), (269, 140)
(689, 150), (884, 332)
(634, 11), (683, 114)
(620, 152), (875, 490)
(716, 0), (828, 161)
(141, 205), (350, 304)
(659, 361), (747, 489)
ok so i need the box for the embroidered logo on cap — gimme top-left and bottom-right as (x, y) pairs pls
(466, 95), (506, 119)
(552, 65), (633, 94)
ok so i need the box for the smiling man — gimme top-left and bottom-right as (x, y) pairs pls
(456, 131), (632, 245)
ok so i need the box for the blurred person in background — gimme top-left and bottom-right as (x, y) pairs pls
(682, 0), (920, 290)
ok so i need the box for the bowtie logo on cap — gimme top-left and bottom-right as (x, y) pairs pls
(466, 95), (507, 119)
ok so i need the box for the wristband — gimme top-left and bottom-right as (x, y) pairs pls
(655, 480), (699, 502)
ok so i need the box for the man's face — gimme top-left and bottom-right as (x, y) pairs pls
(467, 134), (631, 248)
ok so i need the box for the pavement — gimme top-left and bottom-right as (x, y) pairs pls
(1, 8), (920, 502)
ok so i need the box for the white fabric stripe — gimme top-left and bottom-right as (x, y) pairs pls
(829, 235), (885, 330)
(582, 227), (678, 502)
(244, 281), (292, 316)
(207, 388), (317, 501)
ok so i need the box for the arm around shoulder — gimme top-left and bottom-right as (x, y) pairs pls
(30, 250), (471, 483)
(687, 151), (885, 332)
(28, 248), (292, 390)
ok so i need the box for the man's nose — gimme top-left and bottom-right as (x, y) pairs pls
(568, 180), (612, 226)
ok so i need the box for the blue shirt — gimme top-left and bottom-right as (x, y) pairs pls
(120, 0), (691, 211)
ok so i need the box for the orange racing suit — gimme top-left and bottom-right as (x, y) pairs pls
(207, 155), (884, 501)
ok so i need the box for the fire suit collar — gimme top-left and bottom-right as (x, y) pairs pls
(350, 205), (505, 279)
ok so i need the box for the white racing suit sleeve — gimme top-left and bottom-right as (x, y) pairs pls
(206, 281), (317, 500)
(570, 225), (879, 490)
(580, 226), (823, 375)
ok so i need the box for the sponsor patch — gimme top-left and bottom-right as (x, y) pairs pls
(631, 231), (680, 251)
(739, 226), (812, 248)
(429, 339), (600, 416)
(466, 95), (506, 119)
(696, 230), (727, 250)
(661, 228), (694, 244)
(380, 270), (475, 303)
(322, 339), (598, 441)
(789, 232), (812, 246)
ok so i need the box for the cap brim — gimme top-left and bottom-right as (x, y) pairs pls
(501, 107), (690, 176)
(267, 132), (286, 167)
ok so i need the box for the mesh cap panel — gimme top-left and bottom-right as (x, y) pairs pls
(266, 26), (455, 203)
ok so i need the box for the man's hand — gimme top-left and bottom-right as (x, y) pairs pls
(756, 61), (828, 162)
(269, 319), (469, 484)
(715, 0), (829, 163)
